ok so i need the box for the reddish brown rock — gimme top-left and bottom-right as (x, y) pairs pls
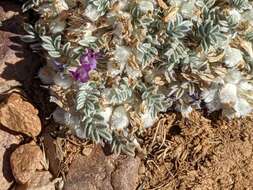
(0, 93), (41, 137)
(0, 128), (21, 190)
(64, 146), (140, 190)
(0, 1), (41, 94)
(111, 156), (141, 190)
(64, 146), (114, 190)
(10, 141), (44, 184)
(16, 171), (57, 190)
(43, 133), (63, 177)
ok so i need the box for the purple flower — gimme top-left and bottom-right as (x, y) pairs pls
(70, 49), (100, 83)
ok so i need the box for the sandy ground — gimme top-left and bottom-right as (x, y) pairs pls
(138, 111), (253, 190)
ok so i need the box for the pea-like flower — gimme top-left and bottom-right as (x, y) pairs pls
(70, 49), (100, 83)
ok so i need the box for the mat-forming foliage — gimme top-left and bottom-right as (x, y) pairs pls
(22, 0), (253, 155)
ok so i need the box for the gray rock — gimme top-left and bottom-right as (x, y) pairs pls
(15, 171), (57, 190)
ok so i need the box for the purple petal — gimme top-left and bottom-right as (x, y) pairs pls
(82, 64), (92, 71)
(70, 49), (102, 83)
(52, 60), (64, 71)
(69, 70), (79, 80)
(79, 49), (99, 70)
(88, 59), (97, 70)
(80, 54), (89, 65)
(70, 66), (89, 83)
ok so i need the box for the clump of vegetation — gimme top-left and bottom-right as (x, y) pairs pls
(21, 0), (253, 155)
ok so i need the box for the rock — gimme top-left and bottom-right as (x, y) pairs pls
(43, 133), (63, 177)
(0, 93), (42, 137)
(0, 4), (19, 22)
(10, 141), (44, 184)
(64, 145), (140, 190)
(16, 171), (57, 190)
(0, 127), (21, 190)
(0, 1), (41, 94)
(111, 156), (141, 190)
(64, 146), (114, 190)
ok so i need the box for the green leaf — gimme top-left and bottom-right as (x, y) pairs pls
(62, 42), (71, 56)
(41, 36), (52, 44)
(48, 51), (61, 58)
(245, 31), (253, 41)
(21, 35), (37, 43)
(167, 14), (192, 39)
(23, 23), (35, 35)
(79, 36), (97, 47)
(54, 35), (62, 49)
(107, 79), (132, 105)
(41, 44), (55, 51)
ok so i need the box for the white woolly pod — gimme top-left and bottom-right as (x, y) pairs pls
(107, 46), (131, 76)
(99, 106), (113, 123)
(224, 47), (243, 68)
(175, 103), (193, 118)
(114, 46), (131, 66)
(110, 106), (129, 130)
(49, 17), (66, 34)
(84, 4), (100, 21)
(53, 0), (69, 14)
(242, 9), (253, 26)
(53, 107), (80, 127)
(53, 72), (72, 89)
(138, 0), (154, 13)
(180, 0), (196, 19)
(141, 110), (157, 128)
(229, 9), (242, 24)
(52, 107), (69, 125)
(38, 65), (56, 84)
(116, 0), (129, 10)
(202, 70), (253, 118)
(219, 83), (237, 106)
(234, 98), (252, 117)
